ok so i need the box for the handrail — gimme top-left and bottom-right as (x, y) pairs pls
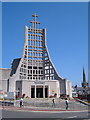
(76, 98), (90, 106)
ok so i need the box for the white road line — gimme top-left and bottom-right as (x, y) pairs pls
(67, 116), (77, 118)
(26, 110), (89, 113)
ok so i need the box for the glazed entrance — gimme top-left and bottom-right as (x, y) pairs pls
(31, 85), (48, 98)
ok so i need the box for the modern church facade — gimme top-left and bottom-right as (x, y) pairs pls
(1, 15), (72, 98)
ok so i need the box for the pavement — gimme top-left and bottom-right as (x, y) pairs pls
(0, 104), (89, 112)
(0, 98), (89, 112)
(0, 100), (90, 119)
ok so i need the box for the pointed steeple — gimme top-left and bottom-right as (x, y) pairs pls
(83, 67), (86, 83)
(82, 67), (88, 88)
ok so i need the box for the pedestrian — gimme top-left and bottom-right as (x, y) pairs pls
(52, 99), (55, 107)
(65, 98), (69, 110)
(20, 98), (23, 107)
(2, 97), (4, 107)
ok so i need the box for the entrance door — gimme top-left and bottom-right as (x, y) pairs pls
(45, 87), (48, 98)
(31, 88), (35, 98)
(36, 88), (43, 98)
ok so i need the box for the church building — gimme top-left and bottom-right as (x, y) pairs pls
(1, 15), (72, 98)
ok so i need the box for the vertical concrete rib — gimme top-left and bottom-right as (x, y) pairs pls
(11, 14), (63, 82)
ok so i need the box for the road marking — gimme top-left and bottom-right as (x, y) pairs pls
(67, 116), (77, 118)
(22, 110), (89, 113)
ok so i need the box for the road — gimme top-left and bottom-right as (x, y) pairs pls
(1, 109), (89, 119)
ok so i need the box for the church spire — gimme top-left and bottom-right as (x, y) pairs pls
(83, 67), (86, 83)
(82, 67), (88, 88)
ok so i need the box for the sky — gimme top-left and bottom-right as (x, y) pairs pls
(89, 2), (90, 87)
(2, 2), (88, 86)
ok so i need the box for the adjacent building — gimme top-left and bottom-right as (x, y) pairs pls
(72, 68), (89, 98)
(82, 67), (88, 88)
(0, 68), (11, 92)
(1, 15), (72, 98)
